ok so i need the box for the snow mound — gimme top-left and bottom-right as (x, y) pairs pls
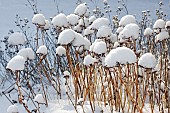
(156, 31), (169, 42)
(7, 105), (19, 113)
(74, 3), (88, 17)
(118, 23), (140, 40)
(138, 53), (157, 69)
(52, 13), (68, 27)
(119, 15), (136, 26)
(144, 28), (153, 36)
(8, 32), (26, 45)
(36, 45), (48, 55)
(97, 26), (112, 38)
(67, 14), (79, 26)
(105, 47), (136, 67)
(44, 20), (50, 30)
(83, 55), (97, 66)
(32, 13), (46, 26)
(34, 94), (46, 104)
(6, 55), (25, 71)
(153, 19), (165, 29)
(90, 17), (109, 30)
(56, 46), (66, 56)
(17, 48), (35, 60)
(93, 41), (107, 54)
(58, 29), (75, 45)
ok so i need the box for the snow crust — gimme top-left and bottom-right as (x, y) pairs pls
(6, 55), (25, 71)
(36, 45), (48, 55)
(105, 47), (136, 67)
(8, 32), (26, 45)
(138, 53), (157, 69)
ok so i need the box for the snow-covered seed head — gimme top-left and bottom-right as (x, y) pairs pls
(89, 15), (96, 25)
(155, 31), (169, 42)
(36, 45), (48, 55)
(93, 41), (107, 54)
(56, 46), (66, 56)
(6, 55), (25, 71)
(153, 19), (165, 29)
(138, 53), (157, 69)
(32, 13), (46, 26)
(57, 29), (75, 45)
(97, 26), (112, 38)
(165, 21), (170, 29)
(17, 48), (35, 60)
(7, 105), (19, 113)
(83, 55), (97, 66)
(90, 17), (110, 30)
(144, 28), (153, 36)
(105, 47), (136, 67)
(8, 32), (26, 46)
(67, 14), (79, 26)
(44, 20), (50, 30)
(119, 15), (136, 26)
(63, 70), (70, 78)
(34, 94), (46, 104)
(74, 3), (88, 17)
(118, 23), (140, 40)
(52, 13), (68, 28)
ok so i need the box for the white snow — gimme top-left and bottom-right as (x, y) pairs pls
(97, 26), (112, 38)
(83, 55), (97, 66)
(78, 17), (89, 27)
(118, 23), (140, 40)
(113, 41), (120, 48)
(93, 41), (107, 54)
(144, 28), (153, 36)
(84, 27), (94, 36)
(89, 15), (96, 24)
(105, 47), (136, 67)
(89, 39), (102, 52)
(74, 3), (88, 17)
(72, 32), (85, 47)
(153, 19), (165, 29)
(108, 33), (117, 42)
(165, 21), (170, 28)
(138, 53), (157, 69)
(63, 70), (71, 76)
(52, 13), (68, 27)
(8, 32), (26, 46)
(6, 55), (25, 71)
(32, 13), (46, 26)
(67, 14), (79, 26)
(57, 29), (75, 45)
(7, 104), (19, 113)
(56, 46), (66, 56)
(90, 17), (110, 30)
(156, 31), (169, 42)
(119, 15), (136, 26)
(17, 48), (35, 60)
(34, 94), (46, 104)
(44, 20), (50, 30)
(116, 27), (124, 34)
(83, 37), (91, 50)
(36, 45), (48, 55)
